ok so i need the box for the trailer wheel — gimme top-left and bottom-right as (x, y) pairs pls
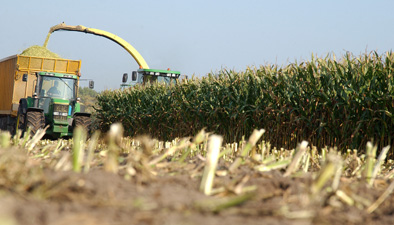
(26, 111), (44, 136)
(73, 115), (91, 133)
(16, 111), (26, 137)
(17, 112), (25, 130)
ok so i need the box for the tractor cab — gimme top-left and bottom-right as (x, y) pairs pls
(121, 69), (181, 88)
(36, 72), (78, 114)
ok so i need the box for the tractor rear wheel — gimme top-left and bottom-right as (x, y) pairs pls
(73, 115), (91, 133)
(26, 111), (44, 136)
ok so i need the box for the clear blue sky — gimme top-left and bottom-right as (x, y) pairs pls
(1, 0), (393, 91)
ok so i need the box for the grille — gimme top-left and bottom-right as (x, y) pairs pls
(54, 104), (68, 113)
(53, 104), (68, 121)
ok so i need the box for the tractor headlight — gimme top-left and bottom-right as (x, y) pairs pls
(53, 112), (68, 117)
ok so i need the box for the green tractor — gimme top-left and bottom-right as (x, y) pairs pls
(0, 55), (92, 139)
(16, 71), (92, 138)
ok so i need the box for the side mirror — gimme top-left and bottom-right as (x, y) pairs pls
(122, 73), (128, 83)
(22, 74), (28, 82)
(132, 71), (137, 81)
(89, 80), (94, 89)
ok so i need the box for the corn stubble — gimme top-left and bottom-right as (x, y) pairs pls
(0, 124), (393, 217)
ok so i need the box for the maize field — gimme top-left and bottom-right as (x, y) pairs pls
(96, 51), (394, 155)
(1, 51), (394, 224)
(0, 125), (394, 225)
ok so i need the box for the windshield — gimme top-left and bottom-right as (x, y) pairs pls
(157, 76), (177, 85)
(142, 75), (177, 85)
(39, 76), (76, 100)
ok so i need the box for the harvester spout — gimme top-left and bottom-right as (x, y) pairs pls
(44, 22), (150, 69)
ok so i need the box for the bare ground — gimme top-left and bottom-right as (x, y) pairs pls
(1, 155), (394, 225)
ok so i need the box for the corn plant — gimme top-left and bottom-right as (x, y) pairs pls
(96, 51), (394, 155)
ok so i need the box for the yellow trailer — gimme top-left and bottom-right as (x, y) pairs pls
(0, 55), (81, 116)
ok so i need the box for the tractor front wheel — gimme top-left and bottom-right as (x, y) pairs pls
(26, 111), (45, 137)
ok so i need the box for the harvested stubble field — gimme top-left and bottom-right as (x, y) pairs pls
(0, 125), (394, 225)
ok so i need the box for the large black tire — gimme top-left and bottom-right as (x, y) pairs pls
(26, 111), (45, 136)
(15, 111), (26, 137)
(16, 101), (28, 136)
(17, 112), (25, 130)
(73, 116), (91, 133)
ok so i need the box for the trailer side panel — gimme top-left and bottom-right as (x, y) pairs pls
(0, 56), (17, 115)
